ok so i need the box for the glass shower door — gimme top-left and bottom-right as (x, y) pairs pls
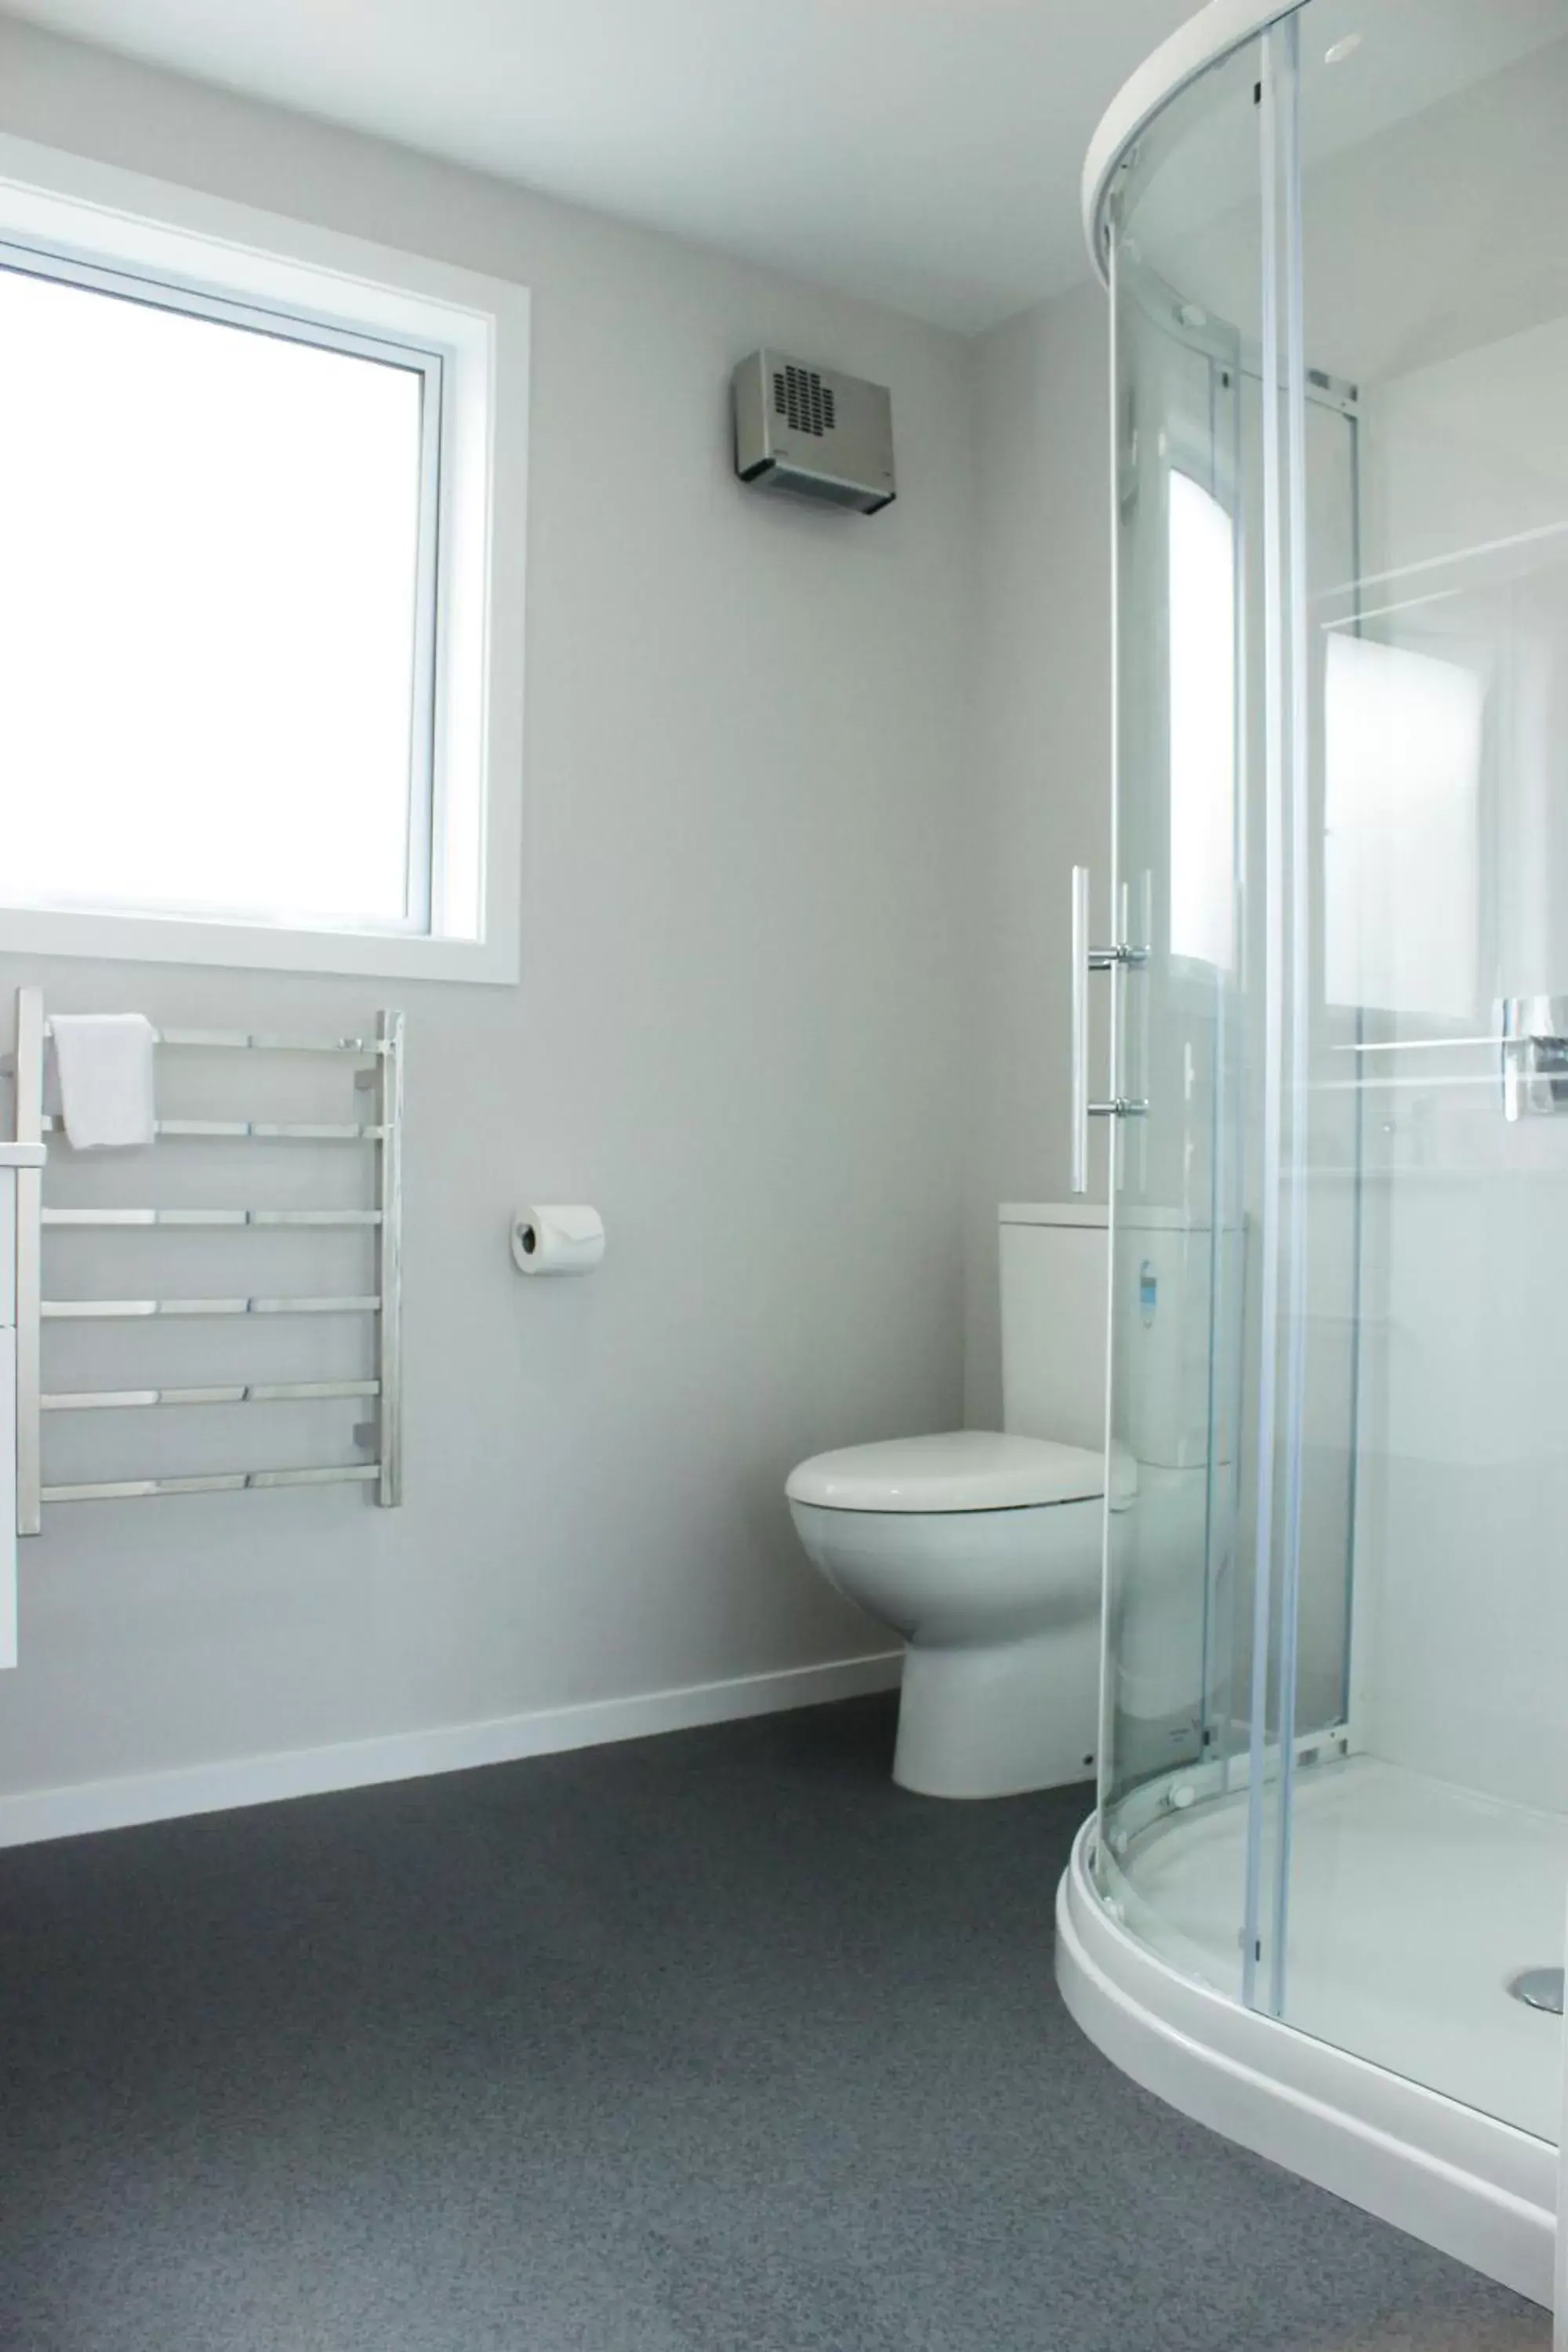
(1094, 16), (1360, 2011)
(1093, 37), (1261, 1987)
(1094, 0), (1568, 2144)
(1261, 0), (1568, 2137)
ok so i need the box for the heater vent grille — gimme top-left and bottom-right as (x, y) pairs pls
(772, 364), (837, 437)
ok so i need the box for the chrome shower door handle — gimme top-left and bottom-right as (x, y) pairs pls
(1071, 865), (1091, 1196)
(1499, 994), (1568, 1121)
(1069, 865), (1149, 1196)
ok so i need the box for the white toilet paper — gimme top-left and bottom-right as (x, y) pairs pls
(511, 1205), (604, 1276)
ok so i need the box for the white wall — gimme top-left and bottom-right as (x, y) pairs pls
(964, 281), (1112, 1432)
(0, 21), (978, 1807)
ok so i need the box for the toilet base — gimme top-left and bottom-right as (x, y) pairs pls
(892, 1624), (1098, 1799)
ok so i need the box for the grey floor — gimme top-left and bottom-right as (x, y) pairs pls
(0, 1694), (1549, 2352)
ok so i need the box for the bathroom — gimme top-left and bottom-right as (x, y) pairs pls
(0, 2), (1561, 2347)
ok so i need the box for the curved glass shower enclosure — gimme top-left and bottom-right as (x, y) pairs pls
(1066, 0), (1568, 2295)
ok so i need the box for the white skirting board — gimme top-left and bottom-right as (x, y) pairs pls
(0, 1648), (905, 1849)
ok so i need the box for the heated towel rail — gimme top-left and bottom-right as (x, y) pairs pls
(12, 988), (403, 1527)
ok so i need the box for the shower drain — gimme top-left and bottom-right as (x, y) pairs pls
(1507, 1968), (1564, 2015)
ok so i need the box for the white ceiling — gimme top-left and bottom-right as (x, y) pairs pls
(0, 0), (1201, 332)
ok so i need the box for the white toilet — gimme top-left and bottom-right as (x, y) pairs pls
(786, 1204), (1116, 1800)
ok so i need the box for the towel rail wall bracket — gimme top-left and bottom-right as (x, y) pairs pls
(12, 987), (404, 1527)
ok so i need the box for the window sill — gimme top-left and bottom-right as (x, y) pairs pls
(0, 903), (517, 985)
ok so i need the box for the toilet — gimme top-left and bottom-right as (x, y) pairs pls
(788, 1431), (1109, 1798)
(786, 1203), (1117, 1800)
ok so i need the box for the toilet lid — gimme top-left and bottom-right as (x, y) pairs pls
(786, 1430), (1109, 1513)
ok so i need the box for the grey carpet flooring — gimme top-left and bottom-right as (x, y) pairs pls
(0, 1693), (1548, 2352)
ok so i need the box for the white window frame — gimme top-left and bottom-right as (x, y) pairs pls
(0, 134), (528, 984)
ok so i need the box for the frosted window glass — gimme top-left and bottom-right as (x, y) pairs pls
(1167, 470), (1236, 971)
(1323, 633), (1484, 1018)
(0, 266), (426, 930)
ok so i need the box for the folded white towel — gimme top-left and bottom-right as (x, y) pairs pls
(48, 1014), (158, 1150)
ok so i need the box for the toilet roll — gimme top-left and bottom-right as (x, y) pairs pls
(510, 1204), (604, 1276)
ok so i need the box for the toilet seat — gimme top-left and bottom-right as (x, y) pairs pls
(786, 1430), (1105, 1514)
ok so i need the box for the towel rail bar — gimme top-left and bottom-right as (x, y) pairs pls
(42, 1296), (380, 1319)
(5, 1025), (384, 1063)
(43, 1208), (383, 1229)
(42, 1465), (380, 1504)
(42, 1381), (382, 1411)
(15, 989), (43, 1535)
(126, 1028), (383, 1055)
(375, 1009), (404, 1508)
(39, 1117), (383, 1142)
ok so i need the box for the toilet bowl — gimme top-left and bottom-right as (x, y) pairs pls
(786, 1430), (1111, 1799)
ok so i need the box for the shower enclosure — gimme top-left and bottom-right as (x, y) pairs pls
(1058, 0), (1568, 2304)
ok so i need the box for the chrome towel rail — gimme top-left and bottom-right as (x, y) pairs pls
(5, 1023), (387, 1062)
(43, 1381), (381, 1411)
(39, 1118), (385, 1141)
(16, 990), (43, 1534)
(42, 1295), (381, 1319)
(43, 1465), (380, 1505)
(374, 1009), (403, 1509)
(135, 1029), (386, 1055)
(43, 1209), (383, 1228)
(13, 986), (404, 1525)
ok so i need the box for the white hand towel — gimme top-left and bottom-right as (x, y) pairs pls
(48, 1014), (158, 1149)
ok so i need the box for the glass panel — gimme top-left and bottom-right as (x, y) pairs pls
(0, 263), (428, 931)
(1096, 34), (1265, 1992)
(1270, 0), (1568, 2140)
(1167, 470), (1239, 973)
(1096, 0), (1568, 2152)
(1097, 12), (1362, 2018)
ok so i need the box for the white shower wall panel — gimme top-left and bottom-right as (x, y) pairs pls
(1347, 289), (1568, 1813)
(1355, 1167), (1568, 1810)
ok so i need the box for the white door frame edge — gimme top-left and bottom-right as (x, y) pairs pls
(1080, 0), (1301, 278)
(1055, 1817), (1555, 2307)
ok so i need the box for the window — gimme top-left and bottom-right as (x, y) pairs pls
(1323, 631), (1485, 1020)
(2, 260), (434, 931)
(1167, 469), (1236, 972)
(0, 141), (528, 981)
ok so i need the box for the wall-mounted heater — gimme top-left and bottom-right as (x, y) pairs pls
(731, 350), (895, 515)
